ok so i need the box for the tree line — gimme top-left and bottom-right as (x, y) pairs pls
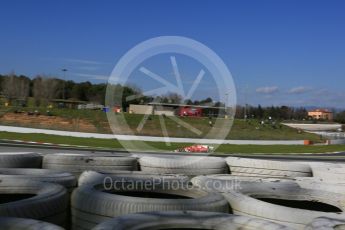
(0, 73), (225, 108)
(234, 105), (309, 120)
(0, 73), (109, 106)
(1, 73), (345, 123)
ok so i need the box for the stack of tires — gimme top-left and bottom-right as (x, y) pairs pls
(71, 172), (229, 229)
(2, 150), (345, 230)
(0, 152), (73, 229)
(225, 157), (312, 178)
(0, 179), (68, 228)
(139, 155), (228, 176)
(191, 172), (345, 230)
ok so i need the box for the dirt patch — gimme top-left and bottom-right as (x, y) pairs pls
(0, 113), (99, 133)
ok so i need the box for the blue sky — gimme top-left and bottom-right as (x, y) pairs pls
(1, 0), (345, 108)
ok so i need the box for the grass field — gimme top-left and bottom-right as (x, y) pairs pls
(0, 107), (321, 141)
(0, 131), (343, 154)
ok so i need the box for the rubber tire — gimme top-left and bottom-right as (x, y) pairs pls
(312, 166), (345, 182)
(139, 156), (228, 176)
(227, 172), (311, 178)
(92, 211), (294, 230)
(78, 170), (190, 186)
(0, 217), (65, 230)
(0, 168), (76, 190)
(222, 181), (345, 230)
(42, 153), (138, 176)
(0, 152), (42, 168)
(305, 217), (345, 230)
(225, 157), (312, 178)
(0, 179), (68, 227)
(295, 177), (345, 194)
(71, 180), (229, 229)
(192, 174), (294, 193)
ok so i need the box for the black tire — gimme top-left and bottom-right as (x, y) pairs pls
(0, 168), (76, 190)
(78, 170), (190, 186)
(0, 152), (42, 168)
(0, 179), (68, 227)
(0, 217), (64, 230)
(71, 179), (229, 229)
(139, 156), (228, 176)
(92, 211), (294, 230)
(222, 180), (345, 229)
(42, 153), (138, 176)
(225, 157), (312, 178)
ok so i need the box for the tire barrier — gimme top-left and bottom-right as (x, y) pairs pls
(91, 211), (294, 230)
(139, 155), (228, 176)
(225, 157), (312, 178)
(1, 150), (344, 229)
(0, 152), (42, 168)
(222, 180), (345, 229)
(71, 178), (229, 229)
(0, 179), (68, 227)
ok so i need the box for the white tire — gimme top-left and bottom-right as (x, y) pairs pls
(0, 168), (76, 190)
(192, 174), (294, 193)
(42, 153), (138, 176)
(312, 167), (345, 182)
(0, 217), (64, 230)
(0, 152), (42, 168)
(222, 181), (345, 229)
(226, 157), (312, 178)
(92, 211), (294, 230)
(72, 179), (229, 229)
(78, 170), (190, 186)
(139, 156), (228, 176)
(295, 177), (345, 194)
(0, 179), (68, 227)
(305, 217), (345, 230)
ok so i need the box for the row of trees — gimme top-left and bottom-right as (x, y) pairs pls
(0, 73), (109, 106)
(0, 74), (225, 108)
(235, 105), (309, 120)
(2, 73), (345, 123)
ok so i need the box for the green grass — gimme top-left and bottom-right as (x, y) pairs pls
(0, 107), (321, 141)
(0, 131), (343, 154)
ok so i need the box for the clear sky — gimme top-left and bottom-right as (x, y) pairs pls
(1, 0), (345, 108)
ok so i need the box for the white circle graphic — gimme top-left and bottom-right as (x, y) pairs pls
(106, 36), (237, 153)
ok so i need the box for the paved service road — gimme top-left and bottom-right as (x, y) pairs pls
(1, 142), (345, 162)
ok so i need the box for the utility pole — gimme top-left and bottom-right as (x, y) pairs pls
(225, 93), (228, 117)
(61, 68), (67, 100)
(244, 85), (249, 120)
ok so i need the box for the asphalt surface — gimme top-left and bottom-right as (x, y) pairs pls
(0, 125), (304, 145)
(1, 142), (345, 162)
